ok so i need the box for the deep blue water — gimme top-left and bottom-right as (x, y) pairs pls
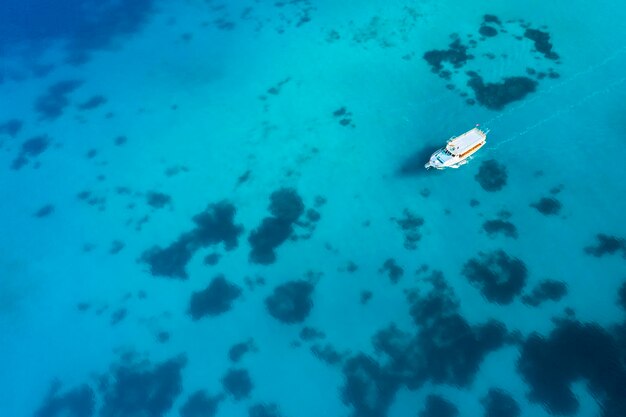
(1, 1), (626, 417)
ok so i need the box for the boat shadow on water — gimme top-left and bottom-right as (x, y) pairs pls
(396, 143), (444, 177)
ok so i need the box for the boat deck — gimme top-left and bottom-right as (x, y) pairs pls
(446, 128), (487, 155)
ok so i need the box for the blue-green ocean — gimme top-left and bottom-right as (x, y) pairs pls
(1, 1), (626, 416)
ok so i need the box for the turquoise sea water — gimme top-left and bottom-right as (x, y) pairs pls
(1, 1), (626, 416)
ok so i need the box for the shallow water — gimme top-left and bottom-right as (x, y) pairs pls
(1, 1), (626, 417)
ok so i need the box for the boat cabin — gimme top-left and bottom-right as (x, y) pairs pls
(424, 126), (488, 170)
(445, 128), (487, 157)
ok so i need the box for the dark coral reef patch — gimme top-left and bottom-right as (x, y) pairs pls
(221, 368), (253, 401)
(34, 204), (55, 218)
(110, 308), (127, 325)
(179, 391), (222, 417)
(479, 25), (498, 38)
(311, 343), (346, 365)
(268, 187), (304, 222)
(229, 339), (256, 362)
(524, 28), (559, 60)
(483, 219), (518, 239)
(423, 39), (473, 74)
(341, 354), (400, 417)
(12, 135), (50, 170)
(300, 326), (325, 341)
(467, 73), (537, 110)
(341, 271), (508, 417)
(35, 80), (83, 120)
(482, 388), (520, 417)
(0, 0), (157, 64)
(530, 197), (562, 215)
(142, 201), (243, 279)
(203, 253), (221, 266)
(146, 191), (172, 209)
(34, 383), (95, 417)
(265, 280), (314, 324)
(518, 320), (626, 416)
(379, 258), (404, 283)
(248, 218), (294, 264)
(419, 395), (458, 417)
(584, 234), (626, 258)
(188, 275), (242, 320)
(462, 250), (527, 304)
(249, 403), (282, 417)
(422, 17), (558, 109)
(99, 355), (186, 417)
(248, 188), (306, 264)
(0, 118), (23, 137)
(392, 208), (424, 250)
(521, 279), (567, 307)
(475, 159), (507, 192)
(403, 273), (508, 387)
(78, 95), (107, 111)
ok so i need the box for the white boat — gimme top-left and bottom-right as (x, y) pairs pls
(424, 126), (488, 170)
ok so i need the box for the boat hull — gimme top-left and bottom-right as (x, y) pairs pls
(424, 127), (487, 170)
